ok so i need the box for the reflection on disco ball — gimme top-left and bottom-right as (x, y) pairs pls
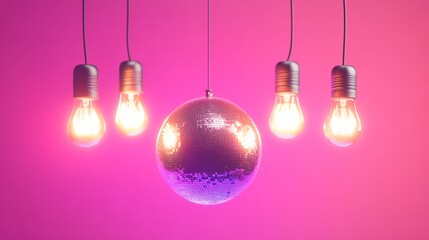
(156, 97), (262, 205)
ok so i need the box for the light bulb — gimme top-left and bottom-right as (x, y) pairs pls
(68, 98), (105, 147)
(116, 92), (148, 136)
(324, 65), (362, 147)
(270, 93), (304, 139)
(270, 61), (304, 139)
(324, 98), (361, 147)
(116, 61), (148, 136)
(68, 64), (105, 147)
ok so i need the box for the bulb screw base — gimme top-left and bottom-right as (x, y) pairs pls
(275, 61), (300, 94)
(331, 65), (357, 98)
(120, 60), (142, 93)
(73, 64), (99, 99)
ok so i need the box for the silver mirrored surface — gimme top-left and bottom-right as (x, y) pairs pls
(156, 97), (262, 205)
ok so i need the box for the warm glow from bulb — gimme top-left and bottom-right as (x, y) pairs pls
(230, 122), (257, 152)
(68, 99), (105, 147)
(162, 123), (181, 154)
(324, 98), (361, 147)
(329, 108), (357, 135)
(269, 93), (304, 139)
(115, 93), (148, 136)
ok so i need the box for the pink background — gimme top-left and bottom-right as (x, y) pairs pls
(1, 0), (428, 239)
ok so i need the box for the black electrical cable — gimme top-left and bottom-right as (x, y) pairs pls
(126, 0), (132, 61)
(82, 0), (88, 64)
(286, 0), (294, 61)
(342, 0), (347, 65)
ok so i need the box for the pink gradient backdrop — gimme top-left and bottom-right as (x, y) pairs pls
(1, 0), (428, 239)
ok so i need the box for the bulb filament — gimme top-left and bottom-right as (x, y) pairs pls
(269, 94), (304, 139)
(116, 93), (148, 136)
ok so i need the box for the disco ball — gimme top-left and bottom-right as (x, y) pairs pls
(156, 97), (262, 205)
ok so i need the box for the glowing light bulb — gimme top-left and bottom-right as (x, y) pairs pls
(68, 64), (105, 147)
(269, 93), (304, 139)
(324, 65), (362, 147)
(116, 92), (148, 136)
(324, 98), (361, 147)
(270, 61), (304, 139)
(68, 98), (105, 147)
(116, 61), (148, 136)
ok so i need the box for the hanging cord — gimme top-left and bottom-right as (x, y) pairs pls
(342, 0), (347, 65)
(286, 0), (294, 61)
(205, 0), (212, 97)
(126, 0), (132, 60)
(82, 0), (88, 64)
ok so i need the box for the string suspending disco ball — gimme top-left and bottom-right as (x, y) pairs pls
(156, 96), (262, 205)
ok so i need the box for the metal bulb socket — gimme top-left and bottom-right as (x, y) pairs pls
(205, 89), (213, 98)
(73, 64), (99, 99)
(331, 65), (357, 98)
(120, 60), (142, 93)
(275, 61), (300, 94)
